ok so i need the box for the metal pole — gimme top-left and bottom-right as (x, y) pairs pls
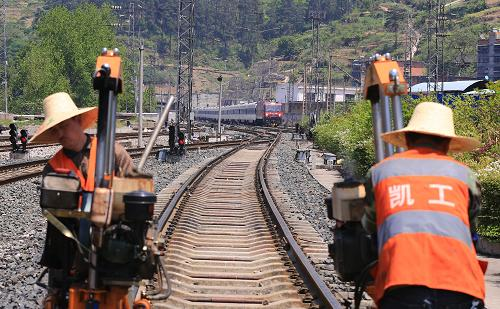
(138, 43), (144, 147)
(371, 101), (385, 162)
(303, 64), (307, 118)
(332, 73), (336, 115)
(389, 69), (404, 153)
(1, 0), (6, 113)
(217, 76), (223, 141)
(138, 96), (175, 171)
(342, 75), (346, 107)
(380, 92), (393, 157)
(327, 55), (331, 113)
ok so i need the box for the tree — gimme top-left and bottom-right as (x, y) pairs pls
(275, 37), (299, 60)
(10, 4), (118, 113)
(384, 6), (407, 49)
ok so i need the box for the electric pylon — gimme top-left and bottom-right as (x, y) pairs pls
(176, 0), (195, 140)
(0, 0), (7, 113)
(310, 9), (321, 120)
(426, 0), (446, 94)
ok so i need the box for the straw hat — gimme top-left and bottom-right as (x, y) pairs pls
(381, 101), (480, 152)
(29, 92), (98, 144)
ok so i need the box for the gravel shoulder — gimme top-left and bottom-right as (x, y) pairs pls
(271, 134), (373, 307)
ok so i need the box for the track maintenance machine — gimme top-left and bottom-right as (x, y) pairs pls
(325, 53), (408, 308)
(38, 48), (174, 308)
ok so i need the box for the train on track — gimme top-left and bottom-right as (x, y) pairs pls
(194, 101), (283, 126)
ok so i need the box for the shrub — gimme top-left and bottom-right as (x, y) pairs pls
(477, 163), (500, 241)
(314, 100), (374, 178)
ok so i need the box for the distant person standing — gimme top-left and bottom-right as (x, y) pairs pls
(168, 122), (176, 153)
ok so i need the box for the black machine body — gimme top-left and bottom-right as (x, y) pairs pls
(98, 190), (157, 284)
(326, 181), (377, 282)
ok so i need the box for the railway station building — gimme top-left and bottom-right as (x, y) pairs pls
(477, 29), (500, 81)
(275, 83), (359, 124)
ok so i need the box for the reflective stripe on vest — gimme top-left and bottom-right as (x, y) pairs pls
(372, 158), (470, 187)
(377, 210), (473, 253)
(48, 137), (97, 192)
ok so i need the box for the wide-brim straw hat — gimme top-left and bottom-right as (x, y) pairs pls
(381, 101), (480, 152)
(29, 92), (98, 144)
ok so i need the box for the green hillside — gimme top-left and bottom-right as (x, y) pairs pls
(4, 0), (499, 110)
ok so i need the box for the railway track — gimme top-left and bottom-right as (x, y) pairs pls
(149, 134), (341, 308)
(0, 139), (253, 185)
(0, 132), (162, 152)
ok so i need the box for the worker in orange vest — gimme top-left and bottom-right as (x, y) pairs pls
(362, 102), (485, 308)
(30, 92), (135, 307)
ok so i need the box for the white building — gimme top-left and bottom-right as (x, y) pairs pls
(275, 83), (359, 104)
(274, 83), (361, 123)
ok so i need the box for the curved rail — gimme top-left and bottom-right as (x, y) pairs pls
(258, 134), (343, 308)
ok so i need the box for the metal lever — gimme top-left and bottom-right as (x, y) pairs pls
(137, 96), (175, 172)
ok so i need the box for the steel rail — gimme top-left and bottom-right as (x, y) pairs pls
(0, 132), (165, 152)
(129, 135), (267, 304)
(257, 133), (343, 309)
(0, 139), (256, 186)
(156, 136), (268, 230)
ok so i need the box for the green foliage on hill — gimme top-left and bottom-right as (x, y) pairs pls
(7, 4), (137, 113)
(9, 5), (112, 111)
(5, 1), (498, 113)
(7, 0), (496, 78)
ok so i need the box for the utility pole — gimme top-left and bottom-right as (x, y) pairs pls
(138, 43), (144, 148)
(302, 64), (307, 119)
(129, 2), (137, 113)
(0, 0), (7, 113)
(327, 55), (332, 113)
(176, 0), (195, 141)
(287, 78), (292, 106)
(426, 0), (446, 95)
(404, 10), (414, 92)
(438, 2), (446, 95)
(310, 6), (322, 120)
(217, 75), (223, 141)
(342, 75), (347, 111)
(332, 74), (336, 115)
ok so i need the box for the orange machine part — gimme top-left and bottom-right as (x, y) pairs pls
(95, 50), (122, 80)
(363, 57), (408, 98)
(68, 286), (130, 309)
(132, 299), (152, 309)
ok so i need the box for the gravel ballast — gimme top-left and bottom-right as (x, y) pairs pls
(274, 135), (333, 242)
(270, 134), (373, 307)
(0, 146), (230, 308)
(0, 135), (171, 167)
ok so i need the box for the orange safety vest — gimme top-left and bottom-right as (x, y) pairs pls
(371, 148), (485, 303)
(48, 137), (97, 193)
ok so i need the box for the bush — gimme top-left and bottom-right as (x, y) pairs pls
(314, 100), (374, 178)
(477, 163), (500, 241)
